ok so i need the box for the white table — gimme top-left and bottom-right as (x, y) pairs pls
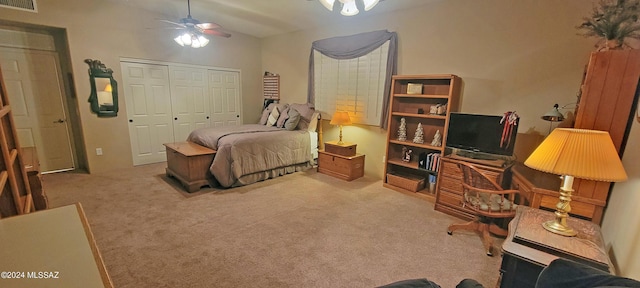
(0, 203), (113, 288)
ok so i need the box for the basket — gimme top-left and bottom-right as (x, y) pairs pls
(386, 173), (426, 192)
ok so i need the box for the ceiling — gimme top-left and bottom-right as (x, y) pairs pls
(111, 0), (436, 38)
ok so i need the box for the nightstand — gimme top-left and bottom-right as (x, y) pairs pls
(317, 150), (365, 181)
(500, 206), (611, 288)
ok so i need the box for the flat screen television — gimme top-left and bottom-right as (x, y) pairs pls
(445, 113), (519, 156)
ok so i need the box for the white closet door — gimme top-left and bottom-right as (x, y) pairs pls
(170, 66), (209, 141)
(208, 70), (241, 127)
(121, 62), (173, 165)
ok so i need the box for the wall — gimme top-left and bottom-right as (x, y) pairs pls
(602, 118), (640, 278)
(0, 0), (263, 173)
(261, 0), (596, 178)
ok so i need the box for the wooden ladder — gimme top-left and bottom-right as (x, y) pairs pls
(0, 66), (34, 218)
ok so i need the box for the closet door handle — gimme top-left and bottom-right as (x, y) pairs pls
(174, 117), (178, 120)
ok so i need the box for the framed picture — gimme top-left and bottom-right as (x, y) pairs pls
(407, 83), (423, 95)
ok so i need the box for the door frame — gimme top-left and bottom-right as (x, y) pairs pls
(0, 23), (84, 173)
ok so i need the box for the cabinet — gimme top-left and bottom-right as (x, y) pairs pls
(164, 142), (216, 192)
(263, 74), (280, 109)
(569, 50), (640, 224)
(434, 156), (512, 220)
(317, 150), (364, 181)
(383, 75), (461, 200)
(500, 206), (611, 288)
(511, 164), (604, 223)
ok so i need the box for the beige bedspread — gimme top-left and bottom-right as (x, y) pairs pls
(187, 124), (312, 188)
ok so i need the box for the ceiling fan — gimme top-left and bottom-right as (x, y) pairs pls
(161, 0), (231, 48)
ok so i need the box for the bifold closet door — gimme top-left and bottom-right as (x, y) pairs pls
(121, 62), (174, 166)
(169, 66), (210, 141)
(208, 70), (241, 127)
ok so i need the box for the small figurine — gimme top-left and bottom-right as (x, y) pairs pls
(413, 123), (424, 144)
(402, 146), (412, 162)
(398, 117), (407, 141)
(431, 129), (442, 147)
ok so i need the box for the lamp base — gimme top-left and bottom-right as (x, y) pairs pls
(542, 219), (577, 237)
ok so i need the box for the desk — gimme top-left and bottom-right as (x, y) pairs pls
(0, 203), (113, 288)
(511, 164), (605, 223)
(500, 206), (611, 288)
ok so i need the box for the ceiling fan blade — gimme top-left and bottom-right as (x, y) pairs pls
(196, 22), (221, 30)
(159, 19), (186, 28)
(202, 29), (232, 38)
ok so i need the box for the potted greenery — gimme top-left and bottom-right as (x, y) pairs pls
(577, 0), (640, 50)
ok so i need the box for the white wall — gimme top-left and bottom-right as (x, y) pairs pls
(602, 118), (640, 278)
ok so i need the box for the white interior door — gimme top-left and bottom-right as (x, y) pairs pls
(121, 62), (174, 165)
(209, 70), (241, 127)
(170, 66), (209, 141)
(0, 47), (74, 172)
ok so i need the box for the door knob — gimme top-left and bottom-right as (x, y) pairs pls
(53, 119), (65, 123)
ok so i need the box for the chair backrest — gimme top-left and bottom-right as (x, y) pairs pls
(458, 162), (519, 218)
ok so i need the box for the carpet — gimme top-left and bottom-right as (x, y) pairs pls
(43, 163), (503, 288)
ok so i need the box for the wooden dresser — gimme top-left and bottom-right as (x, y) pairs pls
(500, 206), (611, 288)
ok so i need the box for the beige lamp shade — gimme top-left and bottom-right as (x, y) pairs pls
(330, 111), (352, 126)
(524, 128), (627, 182)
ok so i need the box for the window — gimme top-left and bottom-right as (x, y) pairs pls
(313, 41), (389, 126)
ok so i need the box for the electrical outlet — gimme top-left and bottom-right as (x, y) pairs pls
(96, 148), (103, 155)
(382, 156), (386, 163)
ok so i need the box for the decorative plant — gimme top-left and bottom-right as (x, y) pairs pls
(577, 0), (640, 50)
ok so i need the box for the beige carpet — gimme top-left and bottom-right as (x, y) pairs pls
(43, 163), (503, 288)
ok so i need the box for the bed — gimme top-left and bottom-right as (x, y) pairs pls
(186, 103), (320, 188)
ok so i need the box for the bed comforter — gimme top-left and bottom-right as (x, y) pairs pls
(187, 124), (312, 188)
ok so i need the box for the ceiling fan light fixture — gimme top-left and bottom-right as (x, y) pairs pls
(174, 35), (185, 46)
(362, 0), (379, 11)
(319, 0), (335, 11)
(340, 0), (359, 16)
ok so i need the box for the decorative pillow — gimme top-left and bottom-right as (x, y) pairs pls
(276, 107), (290, 128)
(267, 107), (280, 126)
(259, 103), (289, 125)
(259, 104), (272, 125)
(288, 103), (315, 130)
(284, 108), (301, 131)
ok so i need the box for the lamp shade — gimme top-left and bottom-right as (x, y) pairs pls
(541, 104), (564, 122)
(330, 111), (352, 126)
(524, 128), (627, 182)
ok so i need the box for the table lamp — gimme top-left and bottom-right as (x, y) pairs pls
(524, 128), (627, 236)
(330, 111), (352, 145)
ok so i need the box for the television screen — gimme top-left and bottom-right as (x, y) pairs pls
(445, 113), (519, 156)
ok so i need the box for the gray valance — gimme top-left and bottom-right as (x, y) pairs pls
(307, 30), (398, 129)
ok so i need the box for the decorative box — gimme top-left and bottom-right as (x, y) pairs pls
(324, 141), (356, 157)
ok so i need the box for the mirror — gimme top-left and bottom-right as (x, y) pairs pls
(85, 59), (118, 117)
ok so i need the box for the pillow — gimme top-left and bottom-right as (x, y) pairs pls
(258, 105), (272, 125)
(267, 107), (280, 126)
(259, 103), (289, 125)
(276, 107), (290, 128)
(288, 103), (315, 130)
(284, 108), (301, 131)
